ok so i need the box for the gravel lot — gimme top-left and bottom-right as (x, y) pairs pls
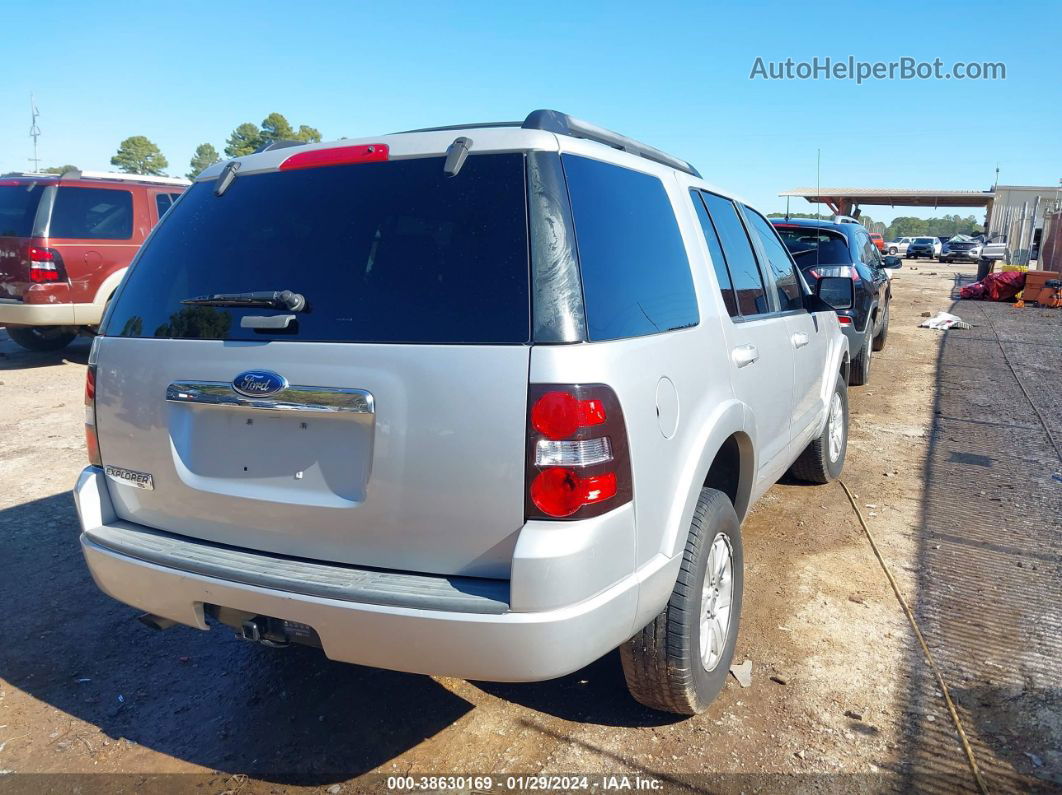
(0, 261), (1058, 792)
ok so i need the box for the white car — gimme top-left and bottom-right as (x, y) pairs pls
(981, 234), (1009, 263)
(886, 237), (915, 255)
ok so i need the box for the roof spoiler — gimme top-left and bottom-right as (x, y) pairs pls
(522, 109), (701, 178)
(392, 110), (701, 178)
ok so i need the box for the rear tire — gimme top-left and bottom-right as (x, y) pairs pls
(790, 377), (849, 484)
(849, 332), (872, 386)
(620, 488), (743, 715)
(872, 303), (889, 351)
(5, 326), (77, 352)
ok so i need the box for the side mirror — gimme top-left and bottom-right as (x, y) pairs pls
(882, 255), (902, 269)
(816, 276), (854, 310)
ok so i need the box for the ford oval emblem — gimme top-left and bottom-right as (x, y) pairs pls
(232, 370), (288, 398)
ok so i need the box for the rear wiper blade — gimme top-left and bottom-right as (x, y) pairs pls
(181, 290), (307, 312)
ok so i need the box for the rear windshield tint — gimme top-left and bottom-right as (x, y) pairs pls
(106, 154), (530, 344)
(774, 226), (851, 267)
(0, 183), (45, 237)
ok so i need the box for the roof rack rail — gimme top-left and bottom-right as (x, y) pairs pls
(72, 170), (190, 186)
(522, 109), (701, 178)
(254, 139), (307, 153)
(393, 120), (521, 134)
(390, 110), (699, 176)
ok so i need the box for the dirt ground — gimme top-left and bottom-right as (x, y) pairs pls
(0, 260), (1058, 793)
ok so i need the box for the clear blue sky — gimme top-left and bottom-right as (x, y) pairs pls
(4, 0), (1058, 224)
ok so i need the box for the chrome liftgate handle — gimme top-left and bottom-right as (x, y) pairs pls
(166, 382), (374, 414)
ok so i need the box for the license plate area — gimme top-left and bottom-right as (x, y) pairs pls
(167, 402), (374, 506)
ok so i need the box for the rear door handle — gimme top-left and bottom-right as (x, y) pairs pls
(791, 332), (809, 348)
(731, 344), (759, 368)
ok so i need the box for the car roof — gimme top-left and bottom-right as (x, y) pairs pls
(770, 217), (855, 235)
(1, 171), (189, 189)
(189, 109), (770, 201)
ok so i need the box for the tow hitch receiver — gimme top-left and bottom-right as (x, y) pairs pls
(236, 615), (321, 649)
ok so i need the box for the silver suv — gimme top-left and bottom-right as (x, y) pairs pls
(75, 110), (852, 714)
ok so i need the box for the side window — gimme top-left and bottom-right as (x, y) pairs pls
(49, 187), (133, 240)
(562, 155), (699, 340)
(743, 207), (802, 311)
(700, 192), (769, 316)
(155, 193), (173, 219)
(856, 231), (875, 265)
(690, 191), (737, 316)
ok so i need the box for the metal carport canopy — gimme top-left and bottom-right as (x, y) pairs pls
(779, 187), (994, 216)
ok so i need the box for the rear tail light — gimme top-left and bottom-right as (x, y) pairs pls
(531, 390), (607, 439)
(85, 338), (102, 466)
(278, 143), (389, 171)
(26, 239), (67, 283)
(526, 384), (632, 519)
(529, 469), (617, 518)
(837, 316), (853, 325)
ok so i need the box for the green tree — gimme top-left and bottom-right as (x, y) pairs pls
(110, 136), (168, 175)
(225, 122), (262, 157)
(43, 164), (78, 175)
(884, 214), (982, 240)
(226, 114), (323, 157)
(187, 143), (220, 180)
(260, 112), (295, 144)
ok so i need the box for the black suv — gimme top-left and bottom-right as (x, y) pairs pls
(773, 218), (900, 386)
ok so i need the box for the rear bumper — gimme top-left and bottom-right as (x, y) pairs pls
(839, 323), (870, 355)
(74, 467), (647, 682)
(0, 299), (101, 326)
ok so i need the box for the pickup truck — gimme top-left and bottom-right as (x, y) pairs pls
(980, 234), (1009, 264)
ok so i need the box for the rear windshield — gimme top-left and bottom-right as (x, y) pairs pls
(774, 226), (851, 267)
(914, 237), (935, 244)
(106, 154), (530, 344)
(0, 183), (45, 237)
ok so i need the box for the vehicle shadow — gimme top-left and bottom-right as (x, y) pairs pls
(892, 290), (1062, 791)
(0, 493), (474, 783)
(474, 654), (684, 729)
(0, 331), (91, 370)
(0, 492), (675, 784)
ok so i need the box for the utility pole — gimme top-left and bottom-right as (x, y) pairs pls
(29, 94), (41, 173)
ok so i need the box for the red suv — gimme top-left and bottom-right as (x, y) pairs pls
(869, 233), (885, 252)
(0, 170), (187, 351)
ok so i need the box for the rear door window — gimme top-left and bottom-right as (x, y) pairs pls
(743, 207), (803, 311)
(0, 183), (46, 237)
(107, 154), (530, 344)
(700, 192), (769, 316)
(50, 187), (133, 239)
(562, 155), (698, 340)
